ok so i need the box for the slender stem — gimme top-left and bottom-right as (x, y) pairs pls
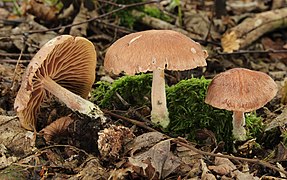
(232, 111), (246, 141)
(151, 69), (170, 128)
(41, 77), (94, 114)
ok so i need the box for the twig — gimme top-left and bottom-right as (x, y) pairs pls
(0, 59), (30, 63)
(15, 144), (90, 164)
(218, 49), (287, 55)
(94, 19), (135, 34)
(10, 41), (25, 90)
(38, 144), (90, 157)
(0, 52), (33, 57)
(11, 0), (159, 35)
(103, 109), (287, 176)
(97, 0), (123, 7)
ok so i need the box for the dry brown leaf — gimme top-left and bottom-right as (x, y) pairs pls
(126, 131), (166, 156)
(261, 37), (287, 63)
(201, 159), (216, 180)
(69, 158), (109, 180)
(11, 18), (57, 52)
(24, 0), (58, 21)
(128, 140), (181, 179)
(0, 8), (9, 21)
(109, 167), (134, 180)
(70, 2), (98, 36)
(221, 31), (241, 53)
(175, 143), (202, 177)
(40, 116), (74, 142)
(209, 155), (257, 179)
(274, 142), (287, 162)
(70, 4), (89, 36)
(183, 10), (220, 40)
(208, 156), (236, 175)
(0, 144), (18, 169)
(265, 107), (287, 131)
(0, 115), (33, 155)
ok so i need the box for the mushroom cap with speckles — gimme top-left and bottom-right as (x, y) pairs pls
(205, 68), (278, 112)
(14, 35), (97, 130)
(104, 30), (208, 75)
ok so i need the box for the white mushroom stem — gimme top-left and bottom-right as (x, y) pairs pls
(151, 69), (170, 128)
(41, 76), (106, 122)
(232, 111), (246, 141)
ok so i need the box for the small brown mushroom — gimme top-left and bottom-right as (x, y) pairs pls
(205, 68), (278, 140)
(104, 30), (208, 128)
(14, 35), (104, 131)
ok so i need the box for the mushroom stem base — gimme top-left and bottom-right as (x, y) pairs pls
(151, 69), (170, 128)
(42, 77), (106, 122)
(232, 111), (246, 141)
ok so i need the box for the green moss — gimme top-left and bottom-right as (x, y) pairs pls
(166, 77), (233, 143)
(91, 74), (152, 109)
(245, 113), (264, 139)
(91, 81), (113, 106)
(167, 0), (182, 26)
(143, 6), (172, 22)
(103, 1), (174, 29)
(104, 0), (143, 29)
(166, 78), (263, 148)
(91, 74), (264, 150)
(118, 10), (140, 29)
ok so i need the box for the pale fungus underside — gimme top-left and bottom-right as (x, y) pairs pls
(14, 35), (104, 131)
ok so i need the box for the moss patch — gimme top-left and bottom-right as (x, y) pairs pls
(91, 74), (264, 149)
(91, 74), (152, 109)
(166, 77), (233, 143)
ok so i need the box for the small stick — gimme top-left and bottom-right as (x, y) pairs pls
(0, 59), (30, 63)
(10, 41), (25, 91)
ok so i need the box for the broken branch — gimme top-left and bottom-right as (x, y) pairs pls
(221, 7), (287, 53)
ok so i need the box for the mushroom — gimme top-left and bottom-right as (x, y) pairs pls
(104, 30), (208, 128)
(14, 35), (105, 131)
(205, 68), (278, 140)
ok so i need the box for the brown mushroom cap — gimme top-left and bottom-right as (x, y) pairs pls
(14, 35), (96, 130)
(104, 30), (208, 75)
(205, 68), (278, 112)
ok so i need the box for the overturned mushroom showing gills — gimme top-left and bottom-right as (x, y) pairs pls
(104, 30), (208, 128)
(205, 68), (278, 141)
(14, 35), (105, 131)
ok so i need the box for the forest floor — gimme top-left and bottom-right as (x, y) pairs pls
(0, 0), (287, 179)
